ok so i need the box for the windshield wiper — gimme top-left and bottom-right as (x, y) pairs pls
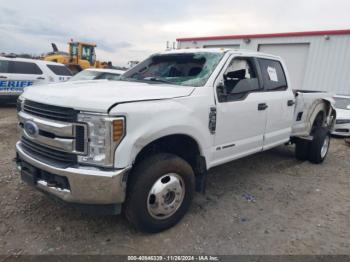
(119, 76), (139, 82)
(119, 76), (174, 85)
(142, 77), (173, 84)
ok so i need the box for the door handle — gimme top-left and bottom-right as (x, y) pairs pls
(287, 100), (295, 106)
(0, 75), (7, 79)
(37, 77), (45, 80)
(258, 103), (268, 111)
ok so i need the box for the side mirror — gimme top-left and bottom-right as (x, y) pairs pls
(217, 80), (226, 90)
(216, 81), (228, 102)
(224, 69), (246, 81)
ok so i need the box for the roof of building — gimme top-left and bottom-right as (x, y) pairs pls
(176, 29), (350, 42)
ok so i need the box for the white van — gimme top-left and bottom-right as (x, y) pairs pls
(0, 56), (72, 102)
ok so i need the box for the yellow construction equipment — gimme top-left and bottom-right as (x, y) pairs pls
(44, 41), (107, 74)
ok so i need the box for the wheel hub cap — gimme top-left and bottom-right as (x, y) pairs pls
(321, 136), (330, 158)
(147, 173), (185, 220)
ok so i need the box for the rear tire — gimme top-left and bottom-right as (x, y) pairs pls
(124, 153), (195, 233)
(308, 127), (330, 164)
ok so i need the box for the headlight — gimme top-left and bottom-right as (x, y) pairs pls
(77, 113), (125, 167)
(336, 119), (350, 124)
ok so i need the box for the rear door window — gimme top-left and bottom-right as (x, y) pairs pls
(0, 60), (9, 73)
(258, 58), (287, 91)
(9, 61), (43, 75)
(47, 65), (72, 76)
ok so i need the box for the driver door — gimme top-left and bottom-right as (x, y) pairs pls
(213, 56), (268, 165)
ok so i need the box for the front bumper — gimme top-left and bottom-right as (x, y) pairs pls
(16, 141), (130, 206)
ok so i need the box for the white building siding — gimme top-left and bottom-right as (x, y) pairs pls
(178, 33), (350, 94)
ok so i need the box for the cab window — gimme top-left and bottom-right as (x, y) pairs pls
(81, 45), (95, 64)
(70, 43), (78, 56)
(9, 61), (43, 75)
(258, 58), (287, 91)
(217, 57), (260, 102)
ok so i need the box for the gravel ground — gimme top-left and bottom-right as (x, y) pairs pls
(0, 106), (349, 255)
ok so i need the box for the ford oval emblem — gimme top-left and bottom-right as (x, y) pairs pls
(24, 121), (39, 137)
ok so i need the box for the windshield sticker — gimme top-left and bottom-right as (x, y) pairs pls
(267, 67), (278, 82)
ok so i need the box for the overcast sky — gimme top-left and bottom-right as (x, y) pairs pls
(1, 0), (350, 66)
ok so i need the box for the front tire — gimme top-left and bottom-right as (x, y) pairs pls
(124, 153), (195, 233)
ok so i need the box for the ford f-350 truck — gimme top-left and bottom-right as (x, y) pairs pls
(16, 49), (336, 232)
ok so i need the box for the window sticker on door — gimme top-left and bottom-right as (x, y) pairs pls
(267, 67), (278, 82)
(0, 81), (33, 92)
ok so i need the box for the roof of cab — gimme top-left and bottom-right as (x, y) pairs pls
(0, 56), (67, 66)
(158, 48), (282, 60)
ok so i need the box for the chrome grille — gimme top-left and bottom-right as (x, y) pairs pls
(75, 125), (86, 152)
(18, 102), (88, 166)
(23, 100), (77, 122)
(21, 137), (77, 166)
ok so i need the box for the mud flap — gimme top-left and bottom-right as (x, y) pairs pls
(195, 156), (208, 194)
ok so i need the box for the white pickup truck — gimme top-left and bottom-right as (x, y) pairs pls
(16, 49), (336, 232)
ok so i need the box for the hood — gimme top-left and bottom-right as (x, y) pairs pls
(336, 108), (350, 120)
(22, 80), (195, 112)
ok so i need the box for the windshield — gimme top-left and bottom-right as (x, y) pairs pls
(334, 97), (350, 110)
(120, 52), (224, 87)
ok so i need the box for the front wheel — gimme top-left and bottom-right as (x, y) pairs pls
(124, 153), (195, 233)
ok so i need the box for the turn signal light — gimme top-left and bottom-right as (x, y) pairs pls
(113, 119), (124, 142)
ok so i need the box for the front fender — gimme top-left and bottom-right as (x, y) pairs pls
(110, 98), (213, 169)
